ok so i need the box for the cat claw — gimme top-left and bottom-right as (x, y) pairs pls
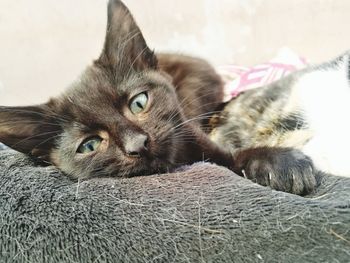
(241, 169), (247, 178)
(235, 148), (317, 195)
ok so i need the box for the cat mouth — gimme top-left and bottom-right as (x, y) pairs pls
(91, 136), (177, 178)
(123, 137), (176, 177)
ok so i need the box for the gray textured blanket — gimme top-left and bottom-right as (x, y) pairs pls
(0, 150), (349, 262)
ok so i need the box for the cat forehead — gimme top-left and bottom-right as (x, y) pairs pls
(50, 65), (175, 123)
(66, 65), (171, 99)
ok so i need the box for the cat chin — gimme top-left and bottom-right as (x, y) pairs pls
(92, 157), (174, 179)
(61, 160), (173, 180)
(124, 159), (175, 178)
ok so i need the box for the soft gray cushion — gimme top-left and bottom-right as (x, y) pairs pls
(0, 150), (349, 262)
(0, 142), (7, 150)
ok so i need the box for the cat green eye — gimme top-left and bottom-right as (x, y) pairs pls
(129, 92), (148, 114)
(77, 136), (102, 154)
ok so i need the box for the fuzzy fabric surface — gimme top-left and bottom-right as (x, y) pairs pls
(0, 142), (8, 150)
(0, 150), (349, 262)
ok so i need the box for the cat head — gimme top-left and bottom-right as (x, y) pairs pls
(0, 0), (186, 179)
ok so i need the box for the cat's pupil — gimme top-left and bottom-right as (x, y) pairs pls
(136, 101), (143, 109)
(87, 143), (94, 151)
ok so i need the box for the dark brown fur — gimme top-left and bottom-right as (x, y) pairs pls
(158, 53), (224, 124)
(0, 0), (231, 179)
(0, 0), (317, 195)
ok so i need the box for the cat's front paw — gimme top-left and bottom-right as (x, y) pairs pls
(234, 147), (317, 195)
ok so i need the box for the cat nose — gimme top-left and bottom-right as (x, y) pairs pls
(124, 133), (149, 158)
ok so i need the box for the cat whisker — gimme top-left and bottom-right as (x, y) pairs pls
(166, 88), (223, 125)
(165, 84), (215, 121)
(0, 107), (70, 124)
(126, 46), (149, 77)
(170, 112), (222, 131)
(170, 133), (196, 139)
(119, 30), (141, 50)
(30, 134), (63, 161)
(116, 30), (142, 77)
(9, 131), (61, 150)
(0, 120), (62, 127)
(177, 84), (222, 111)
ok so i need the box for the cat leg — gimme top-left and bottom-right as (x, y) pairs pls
(179, 124), (316, 195)
(233, 147), (317, 195)
(178, 125), (234, 169)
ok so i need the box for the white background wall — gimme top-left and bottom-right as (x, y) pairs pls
(1, 0), (350, 105)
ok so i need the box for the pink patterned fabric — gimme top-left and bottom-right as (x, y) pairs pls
(218, 49), (307, 101)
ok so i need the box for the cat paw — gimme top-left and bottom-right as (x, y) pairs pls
(234, 147), (317, 195)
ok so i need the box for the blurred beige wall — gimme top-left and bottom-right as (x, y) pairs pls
(1, 0), (350, 106)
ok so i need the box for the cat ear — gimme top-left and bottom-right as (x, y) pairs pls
(97, 0), (157, 72)
(0, 105), (62, 161)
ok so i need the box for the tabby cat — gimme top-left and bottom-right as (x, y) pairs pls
(210, 54), (350, 179)
(0, 0), (318, 195)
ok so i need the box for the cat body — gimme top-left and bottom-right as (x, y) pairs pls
(0, 0), (318, 195)
(0, 0), (231, 179)
(48, 52), (227, 179)
(210, 54), (350, 177)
